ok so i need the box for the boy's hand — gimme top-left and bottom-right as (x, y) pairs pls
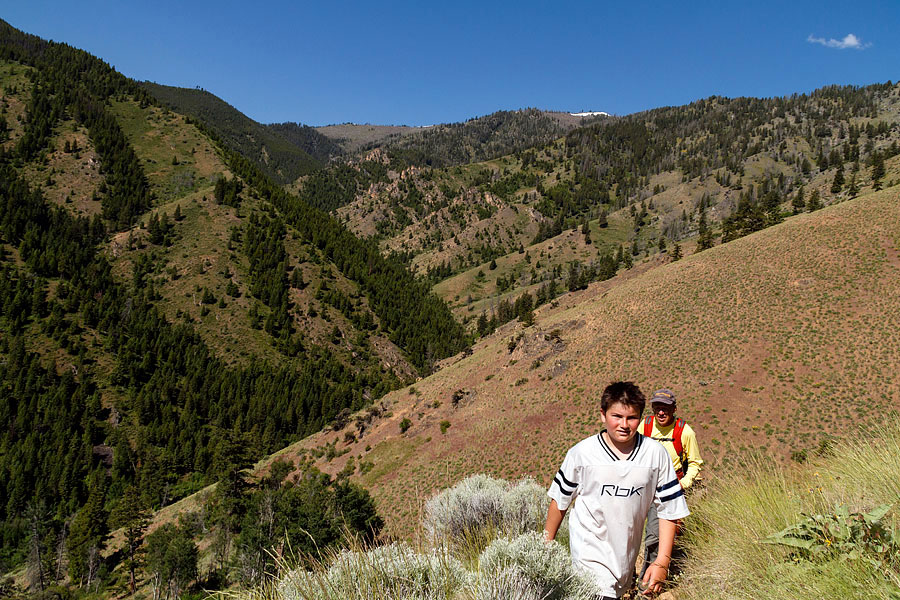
(640, 563), (668, 596)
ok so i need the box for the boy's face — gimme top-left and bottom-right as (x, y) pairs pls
(601, 401), (642, 444)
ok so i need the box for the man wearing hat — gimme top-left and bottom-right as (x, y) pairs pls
(640, 388), (703, 579)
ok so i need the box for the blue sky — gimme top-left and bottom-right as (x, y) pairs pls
(4, 1), (898, 126)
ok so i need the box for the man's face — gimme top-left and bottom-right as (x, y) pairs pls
(601, 401), (642, 445)
(652, 402), (676, 427)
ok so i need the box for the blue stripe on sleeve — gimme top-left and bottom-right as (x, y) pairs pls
(659, 488), (685, 503)
(657, 479), (680, 492)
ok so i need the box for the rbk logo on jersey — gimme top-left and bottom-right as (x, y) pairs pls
(600, 484), (643, 497)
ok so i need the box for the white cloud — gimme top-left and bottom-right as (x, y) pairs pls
(807, 33), (871, 50)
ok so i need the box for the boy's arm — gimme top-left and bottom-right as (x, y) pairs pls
(543, 499), (566, 541)
(641, 517), (676, 594)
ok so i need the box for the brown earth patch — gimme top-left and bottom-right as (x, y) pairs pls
(884, 238), (900, 269)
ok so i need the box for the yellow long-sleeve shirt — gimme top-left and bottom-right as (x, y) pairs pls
(643, 417), (703, 490)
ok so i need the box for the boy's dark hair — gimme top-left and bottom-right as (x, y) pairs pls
(600, 381), (646, 413)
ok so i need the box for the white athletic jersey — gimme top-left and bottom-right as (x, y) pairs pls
(548, 432), (690, 598)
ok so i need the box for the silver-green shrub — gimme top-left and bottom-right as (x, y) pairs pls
(424, 474), (558, 547)
(473, 566), (546, 600)
(501, 478), (552, 536)
(278, 542), (471, 600)
(425, 474), (507, 545)
(478, 532), (596, 600)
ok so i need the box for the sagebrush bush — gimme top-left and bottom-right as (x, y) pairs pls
(501, 479), (550, 536)
(278, 542), (471, 600)
(261, 474), (582, 600)
(472, 566), (546, 600)
(478, 532), (596, 600)
(424, 474), (559, 550)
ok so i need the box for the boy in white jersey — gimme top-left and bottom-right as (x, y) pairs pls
(544, 382), (689, 598)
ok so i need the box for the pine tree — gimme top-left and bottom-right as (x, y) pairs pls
(791, 186), (806, 214)
(807, 189), (822, 211)
(25, 501), (51, 593)
(67, 479), (108, 588)
(110, 486), (150, 595)
(208, 431), (255, 579)
(871, 151), (885, 191)
(567, 263), (581, 292)
(597, 209), (608, 228)
(848, 172), (859, 197)
(831, 164), (845, 194)
(671, 243), (682, 261)
(146, 524), (198, 600)
(763, 189), (783, 225)
(476, 312), (489, 336)
(696, 210), (715, 251)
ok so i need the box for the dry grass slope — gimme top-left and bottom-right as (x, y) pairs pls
(281, 185), (900, 537)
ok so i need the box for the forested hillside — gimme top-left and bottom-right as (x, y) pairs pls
(0, 19), (466, 596)
(329, 82), (900, 335)
(264, 121), (345, 163)
(141, 81), (326, 184)
(381, 108), (597, 167)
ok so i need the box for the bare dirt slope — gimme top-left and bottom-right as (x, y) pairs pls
(276, 185), (900, 536)
(315, 123), (420, 153)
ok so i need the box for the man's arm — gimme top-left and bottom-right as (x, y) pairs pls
(679, 427), (704, 490)
(543, 499), (566, 541)
(641, 517), (676, 594)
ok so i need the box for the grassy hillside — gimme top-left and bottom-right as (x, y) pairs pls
(105, 97), (417, 377)
(315, 123), (420, 153)
(141, 81), (323, 184)
(0, 61), (31, 150)
(276, 184), (900, 535)
(679, 426), (899, 599)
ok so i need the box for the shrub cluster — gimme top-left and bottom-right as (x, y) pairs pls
(279, 542), (469, 600)
(423, 475), (560, 548)
(275, 474), (590, 600)
(477, 531), (595, 600)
